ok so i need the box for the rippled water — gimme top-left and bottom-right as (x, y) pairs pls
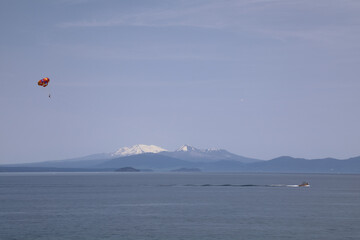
(1, 172), (359, 240)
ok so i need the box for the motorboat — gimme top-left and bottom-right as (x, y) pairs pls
(298, 182), (310, 187)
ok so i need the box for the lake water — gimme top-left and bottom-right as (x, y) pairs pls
(1, 172), (359, 240)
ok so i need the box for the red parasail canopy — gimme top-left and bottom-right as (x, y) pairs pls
(38, 77), (50, 87)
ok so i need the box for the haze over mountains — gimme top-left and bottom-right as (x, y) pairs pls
(1, 144), (360, 173)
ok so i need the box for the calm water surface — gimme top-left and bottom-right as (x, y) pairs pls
(0, 172), (359, 240)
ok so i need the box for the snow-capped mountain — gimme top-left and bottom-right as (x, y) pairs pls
(162, 144), (260, 163)
(176, 144), (200, 152)
(176, 144), (222, 153)
(4, 144), (259, 170)
(112, 144), (167, 157)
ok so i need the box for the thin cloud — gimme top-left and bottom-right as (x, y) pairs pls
(57, 0), (269, 29)
(253, 26), (360, 46)
(58, 7), (227, 29)
(49, 41), (230, 61)
(57, 0), (360, 46)
(56, 0), (99, 6)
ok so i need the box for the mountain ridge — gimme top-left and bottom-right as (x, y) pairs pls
(2, 144), (360, 173)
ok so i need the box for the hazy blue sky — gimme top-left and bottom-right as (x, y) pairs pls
(1, 0), (360, 163)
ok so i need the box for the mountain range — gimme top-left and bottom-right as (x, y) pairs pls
(1, 144), (360, 173)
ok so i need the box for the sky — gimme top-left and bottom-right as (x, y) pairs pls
(1, 0), (360, 164)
